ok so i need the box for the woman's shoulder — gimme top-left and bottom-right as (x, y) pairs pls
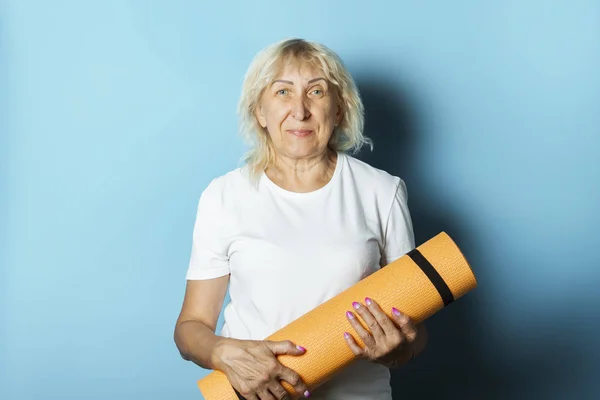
(200, 166), (252, 198)
(342, 152), (404, 193)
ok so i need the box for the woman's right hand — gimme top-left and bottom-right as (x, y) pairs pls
(212, 338), (311, 400)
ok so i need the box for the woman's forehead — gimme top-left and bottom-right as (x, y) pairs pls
(273, 57), (327, 81)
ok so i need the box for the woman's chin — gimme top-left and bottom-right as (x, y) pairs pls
(280, 145), (325, 159)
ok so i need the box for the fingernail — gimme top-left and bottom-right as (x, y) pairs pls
(304, 390), (311, 398)
(352, 301), (361, 309)
(346, 311), (354, 319)
(344, 332), (350, 339)
(392, 307), (401, 316)
(365, 297), (372, 306)
(297, 345), (306, 352)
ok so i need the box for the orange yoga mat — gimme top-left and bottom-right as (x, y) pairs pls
(197, 231), (477, 399)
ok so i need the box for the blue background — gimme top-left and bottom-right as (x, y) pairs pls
(2, 1), (599, 399)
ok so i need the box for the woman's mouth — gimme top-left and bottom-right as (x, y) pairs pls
(287, 129), (314, 137)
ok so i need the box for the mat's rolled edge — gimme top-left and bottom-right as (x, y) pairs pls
(417, 231), (478, 301)
(197, 231), (476, 399)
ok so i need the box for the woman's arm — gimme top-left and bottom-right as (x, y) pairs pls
(173, 275), (231, 370)
(413, 322), (428, 357)
(174, 276), (312, 398)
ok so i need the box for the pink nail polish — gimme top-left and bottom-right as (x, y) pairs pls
(344, 332), (350, 339)
(304, 390), (311, 398)
(297, 345), (306, 352)
(392, 307), (401, 316)
(365, 297), (372, 306)
(346, 311), (354, 319)
(352, 301), (360, 309)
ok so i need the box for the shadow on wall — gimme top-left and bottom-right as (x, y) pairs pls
(354, 77), (588, 399)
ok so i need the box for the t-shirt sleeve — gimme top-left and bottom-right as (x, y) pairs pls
(381, 178), (416, 266)
(185, 180), (231, 280)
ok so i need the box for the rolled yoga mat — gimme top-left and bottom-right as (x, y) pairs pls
(197, 231), (477, 399)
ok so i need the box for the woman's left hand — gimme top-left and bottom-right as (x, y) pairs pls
(343, 297), (419, 368)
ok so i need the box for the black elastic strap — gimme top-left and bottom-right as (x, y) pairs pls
(407, 248), (454, 306)
(233, 388), (245, 399)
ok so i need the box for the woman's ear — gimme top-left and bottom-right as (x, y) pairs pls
(335, 104), (344, 127)
(255, 102), (267, 128)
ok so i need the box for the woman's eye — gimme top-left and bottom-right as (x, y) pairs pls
(276, 89), (288, 95)
(311, 89), (323, 96)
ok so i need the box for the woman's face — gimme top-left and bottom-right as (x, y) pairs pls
(255, 59), (342, 160)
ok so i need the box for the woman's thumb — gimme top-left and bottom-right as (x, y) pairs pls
(265, 340), (306, 356)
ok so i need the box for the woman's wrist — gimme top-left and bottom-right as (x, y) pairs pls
(210, 337), (238, 371)
(408, 346), (415, 362)
(385, 344), (415, 369)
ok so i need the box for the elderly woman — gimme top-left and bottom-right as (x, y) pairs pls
(174, 38), (428, 400)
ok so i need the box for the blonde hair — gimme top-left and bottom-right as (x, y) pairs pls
(237, 38), (372, 182)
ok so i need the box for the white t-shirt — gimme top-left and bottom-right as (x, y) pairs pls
(186, 152), (415, 399)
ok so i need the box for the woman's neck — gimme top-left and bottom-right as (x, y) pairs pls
(265, 149), (338, 193)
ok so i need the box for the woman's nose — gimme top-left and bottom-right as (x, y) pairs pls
(291, 97), (310, 120)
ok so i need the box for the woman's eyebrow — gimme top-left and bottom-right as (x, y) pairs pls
(272, 77), (326, 85)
